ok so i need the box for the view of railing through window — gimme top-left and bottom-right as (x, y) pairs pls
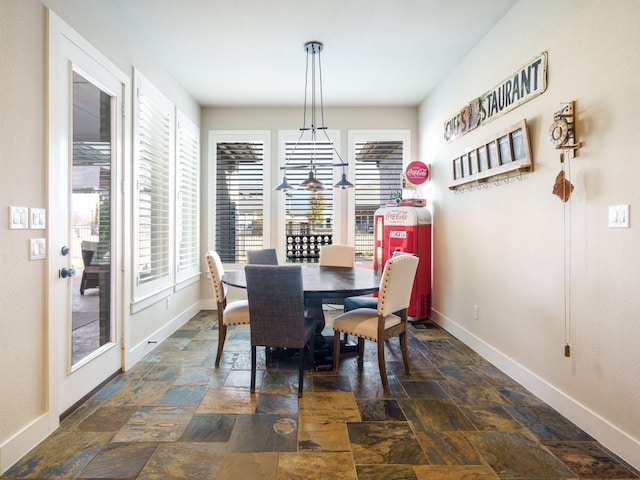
(353, 140), (404, 262)
(215, 142), (264, 263)
(283, 140), (334, 262)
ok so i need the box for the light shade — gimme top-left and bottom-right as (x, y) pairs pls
(275, 175), (295, 192)
(333, 172), (355, 189)
(299, 169), (325, 190)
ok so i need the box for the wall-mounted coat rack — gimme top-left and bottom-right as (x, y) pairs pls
(449, 119), (533, 191)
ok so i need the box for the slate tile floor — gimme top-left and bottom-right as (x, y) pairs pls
(3, 310), (639, 480)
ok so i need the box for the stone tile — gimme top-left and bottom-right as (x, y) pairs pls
(356, 464), (418, 480)
(256, 393), (299, 415)
(227, 414), (298, 452)
(356, 398), (407, 421)
(298, 392), (361, 423)
(104, 380), (173, 406)
(224, 368), (258, 388)
(440, 377), (509, 408)
(420, 339), (477, 366)
(347, 421), (428, 465)
(471, 364), (520, 386)
(277, 452), (357, 480)
(298, 421), (352, 452)
(459, 406), (525, 432)
(311, 373), (353, 392)
(348, 372), (409, 399)
(142, 365), (185, 382)
(415, 430), (484, 465)
(2, 431), (113, 479)
(413, 464), (500, 479)
(216, 452), (279, 480)
(111, 406), (195, 442)
(179, 414), (237, 442)
(496, 384), (547, 406)
(504, 405), (594, 441)
(77, 406), (139, 432)
(159, 385), (209, 407)
(260, 369), (311, 396)
(544, 441), (640, 478)
(400, 379), (450, 399)
(398, 398), (476, 432)
(77, 442), (158, 478)
(466, 431), (576, 478)
(196, 386), (257, 414)
(389, 360), (446, 381)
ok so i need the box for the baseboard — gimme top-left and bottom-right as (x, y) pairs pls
(125, 302), (201, 370)
(0, 413), (49, 474)
(430, 309), (640, 470)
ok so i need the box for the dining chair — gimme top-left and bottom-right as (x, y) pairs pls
(244, 264), (315, 397)
(343, 251), (413, 312)
(319, 244), (355, 267)
(332, 254), (419, 390)
(247, 248), (278, 265)
(206, 250), (251, 367)
(80, 240), (100, 295)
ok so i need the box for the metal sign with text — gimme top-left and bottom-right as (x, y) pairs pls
(444, 52), (547, 143)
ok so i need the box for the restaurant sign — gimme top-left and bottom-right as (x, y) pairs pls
(444, 52), (547, 143)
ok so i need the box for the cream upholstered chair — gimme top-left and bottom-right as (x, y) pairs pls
(247, 248), (278, 265)
(319, 244), (355, 267)
(245, 264), (315, 397)
(206, 250), (251, 367)
(332, 254), (419, 390)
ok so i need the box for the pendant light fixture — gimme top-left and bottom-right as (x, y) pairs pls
(275, 41), (355, 192)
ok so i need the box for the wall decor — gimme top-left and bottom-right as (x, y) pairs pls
(444, 52), (547, 143)
(449, 119), (532, 191)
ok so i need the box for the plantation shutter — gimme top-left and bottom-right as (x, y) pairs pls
(134, 73), (174, 295)
(176, 111), (200, 281)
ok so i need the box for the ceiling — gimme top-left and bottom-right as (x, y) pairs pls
(109, 0), (518, 107)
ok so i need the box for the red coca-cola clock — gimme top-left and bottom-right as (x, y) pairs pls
(405, 161), (429, 185)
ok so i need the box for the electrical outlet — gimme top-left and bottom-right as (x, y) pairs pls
(609, 204), (629, 228)
(473, 305), (479, 320)
(30, 238), (46, 260)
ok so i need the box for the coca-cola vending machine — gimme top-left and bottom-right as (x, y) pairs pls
(374, 206), (432, 320)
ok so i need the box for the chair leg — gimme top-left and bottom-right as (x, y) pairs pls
(333, 332), (341, 372)
(357, 338), (365, 369)
(250, 345), (257, 393)
(215, 322), (227, 367)
(377, 340), (389, 391)
(298, 347), (305, 397)
(400, 332), (411, 375)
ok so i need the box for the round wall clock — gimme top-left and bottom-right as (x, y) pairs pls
(548, 117), (570, 147)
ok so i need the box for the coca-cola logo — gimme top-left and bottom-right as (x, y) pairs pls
(386, 210), (408, 222)
(405, 161), (429, 185)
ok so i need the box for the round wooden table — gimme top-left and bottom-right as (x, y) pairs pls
(222, 263), (381, 334)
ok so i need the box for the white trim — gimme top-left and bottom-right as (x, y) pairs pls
(0, 414), (50, 474)
(430, 308), (640, 470)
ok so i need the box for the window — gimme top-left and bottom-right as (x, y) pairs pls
(176, 111), (200, 282)
(210, 131), (270, 263)
(133, 71), (174, 298)
(133, 71), (201, 304)
(349, 131), (408, 262)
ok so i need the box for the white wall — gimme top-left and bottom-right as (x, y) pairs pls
(420, 0), (640, 467)
(0, 0), (200, 471)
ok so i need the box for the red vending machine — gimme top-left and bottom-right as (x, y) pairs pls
(374, 206), (432, 320)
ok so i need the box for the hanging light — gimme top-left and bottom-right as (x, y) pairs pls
(276, 41), (355, 192)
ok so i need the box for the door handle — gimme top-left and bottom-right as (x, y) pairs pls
(59, 267), (76, 279)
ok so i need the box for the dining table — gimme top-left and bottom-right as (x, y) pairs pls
(222, 263), (381, 336)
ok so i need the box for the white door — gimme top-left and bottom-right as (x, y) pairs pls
(48, 13), (127, 416)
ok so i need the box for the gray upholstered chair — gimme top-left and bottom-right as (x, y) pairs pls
(332, 254), (419, 390)
(318, 244), (355, 267)
(244, 264), (315, 397)
(206, 250), (251, 367)
(247, 248), (278, 265)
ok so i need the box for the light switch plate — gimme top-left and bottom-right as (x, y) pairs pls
(30, 208), (46, 229)
(608, 205), (629, 228)
(30, 238), (46, 260)
(9, 206), (28, 229)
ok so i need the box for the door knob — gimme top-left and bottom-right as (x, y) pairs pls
(59, 267), (76, 279)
